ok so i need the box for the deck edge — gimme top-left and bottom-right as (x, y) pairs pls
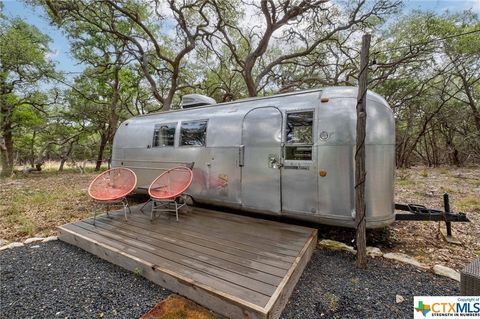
(263, 228), (318, 319)
(57, 225), (268, 319)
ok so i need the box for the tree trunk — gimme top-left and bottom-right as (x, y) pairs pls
(1, 83), (14, 177)
(95, 133), (108, 171)
(423, 133), (431, 167)
(29, 131), (36, 168)
(59, 138), (76, 171)
(244, 72), (258, 97)
(0, 121), (14, 177)
(105, 59), (121, 163)
(59, 158), (67, 172)
(95, 52), (122, 172)
(460, 73), (480, 132)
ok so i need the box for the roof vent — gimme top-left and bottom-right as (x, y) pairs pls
(180, 94), (216, 109)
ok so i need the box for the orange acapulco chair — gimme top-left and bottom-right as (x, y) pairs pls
(148, 166), (193, 221)
(87, 167), (137, 225)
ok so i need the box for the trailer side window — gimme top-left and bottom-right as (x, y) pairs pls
(153, 123), (176, 147)
(285, 111), (313, 160)
(180, 120), (208, 146)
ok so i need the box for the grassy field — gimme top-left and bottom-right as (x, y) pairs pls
(1, 163), (479, 270)
(0, 162), (101, 240)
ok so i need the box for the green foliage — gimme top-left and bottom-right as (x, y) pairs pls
(1, 1), (479, 172)
(0, 18), (53, 79)
(0, 14), (58, 176)
(373, 10), (480, 167)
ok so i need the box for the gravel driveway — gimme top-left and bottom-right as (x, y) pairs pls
(282, 249), (459, 319)
(1, 241), (459, 319)
(0, 241), (170, 319)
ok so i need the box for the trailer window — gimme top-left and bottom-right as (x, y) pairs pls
(180, 120), (208, 146)
(153, 123), (176, 147)
(285, 111), (313, 160)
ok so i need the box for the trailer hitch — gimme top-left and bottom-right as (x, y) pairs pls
(394, 193), (469, 237)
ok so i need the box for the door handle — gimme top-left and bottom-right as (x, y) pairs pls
(268, 154), (282, 169)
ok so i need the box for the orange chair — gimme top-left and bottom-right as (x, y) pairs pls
(148, 166), (193, 221)
(88, 167), (137, 224)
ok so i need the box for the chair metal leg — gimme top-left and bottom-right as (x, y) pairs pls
(175, 200), (179, 221)
(140, 199), (151, 213)
(122, 197), (128, 221)
(149, 198), (185, 222)
(151, 200), (155, 221)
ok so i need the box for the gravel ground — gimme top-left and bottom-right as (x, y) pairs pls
(282, 249), (459, 319)
(1, 242), (459, 319)
(0, 241), (170, 319)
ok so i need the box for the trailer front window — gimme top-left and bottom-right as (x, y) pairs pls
(285, 111), (313, 160)
(180, 120), (208, 146)
(153, 123), (176, 147)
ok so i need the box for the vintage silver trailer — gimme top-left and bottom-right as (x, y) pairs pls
(112, 87), (395, 228)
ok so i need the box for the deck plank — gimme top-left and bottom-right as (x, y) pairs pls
(89, 218), (284, 285)
(194, 207), (313, 236)
(168, 208), (309, 245)
(61, 223), (272, 306)
(94, 214), (293, 270)
(128, 212), (302, 256)
(93, 215), (289, 275)
(71, 221), (277, 296)
(58, 206), (317, 319)
(101, 211), (298, 262)
(58, 225), (268, 319)
(91, 214), (295, 270)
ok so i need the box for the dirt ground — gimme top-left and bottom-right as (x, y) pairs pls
(140, 295), (220, 319)
(389, 166), (480, 270)
(1, 165), (478, 270)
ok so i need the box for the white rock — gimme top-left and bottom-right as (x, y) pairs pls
(42, 236), (58, 242)
(24, 237), (44, 244)
(433, 264), (460, 282)
(11, 242), (25, 248)
(383, 252), (429, 270)
(30, 245), (40, 249)
(396, 294), (405, 304)
(318, 239), (356, 254)
(0, 242), (24, 251)
(366, 246), (383, 257)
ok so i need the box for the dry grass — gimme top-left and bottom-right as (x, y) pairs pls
(0, 171), (96, 240)
(1, 164), (479, 271)
(0, 161), (107, 240)
(140, 295), (220, 319)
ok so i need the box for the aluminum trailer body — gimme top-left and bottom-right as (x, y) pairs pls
(112, 87), (395, 228)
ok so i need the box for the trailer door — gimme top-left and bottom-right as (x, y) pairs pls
(241, 107), (282, 213)
(281, 110), (318, 215)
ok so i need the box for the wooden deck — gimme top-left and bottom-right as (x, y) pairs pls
(58, 204), (317, 319)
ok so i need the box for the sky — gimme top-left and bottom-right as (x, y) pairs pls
(2, 0), (479, 77)
(1, 0), (85, 76)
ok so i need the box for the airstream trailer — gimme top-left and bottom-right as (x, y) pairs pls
(112, 87), (395, 228)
